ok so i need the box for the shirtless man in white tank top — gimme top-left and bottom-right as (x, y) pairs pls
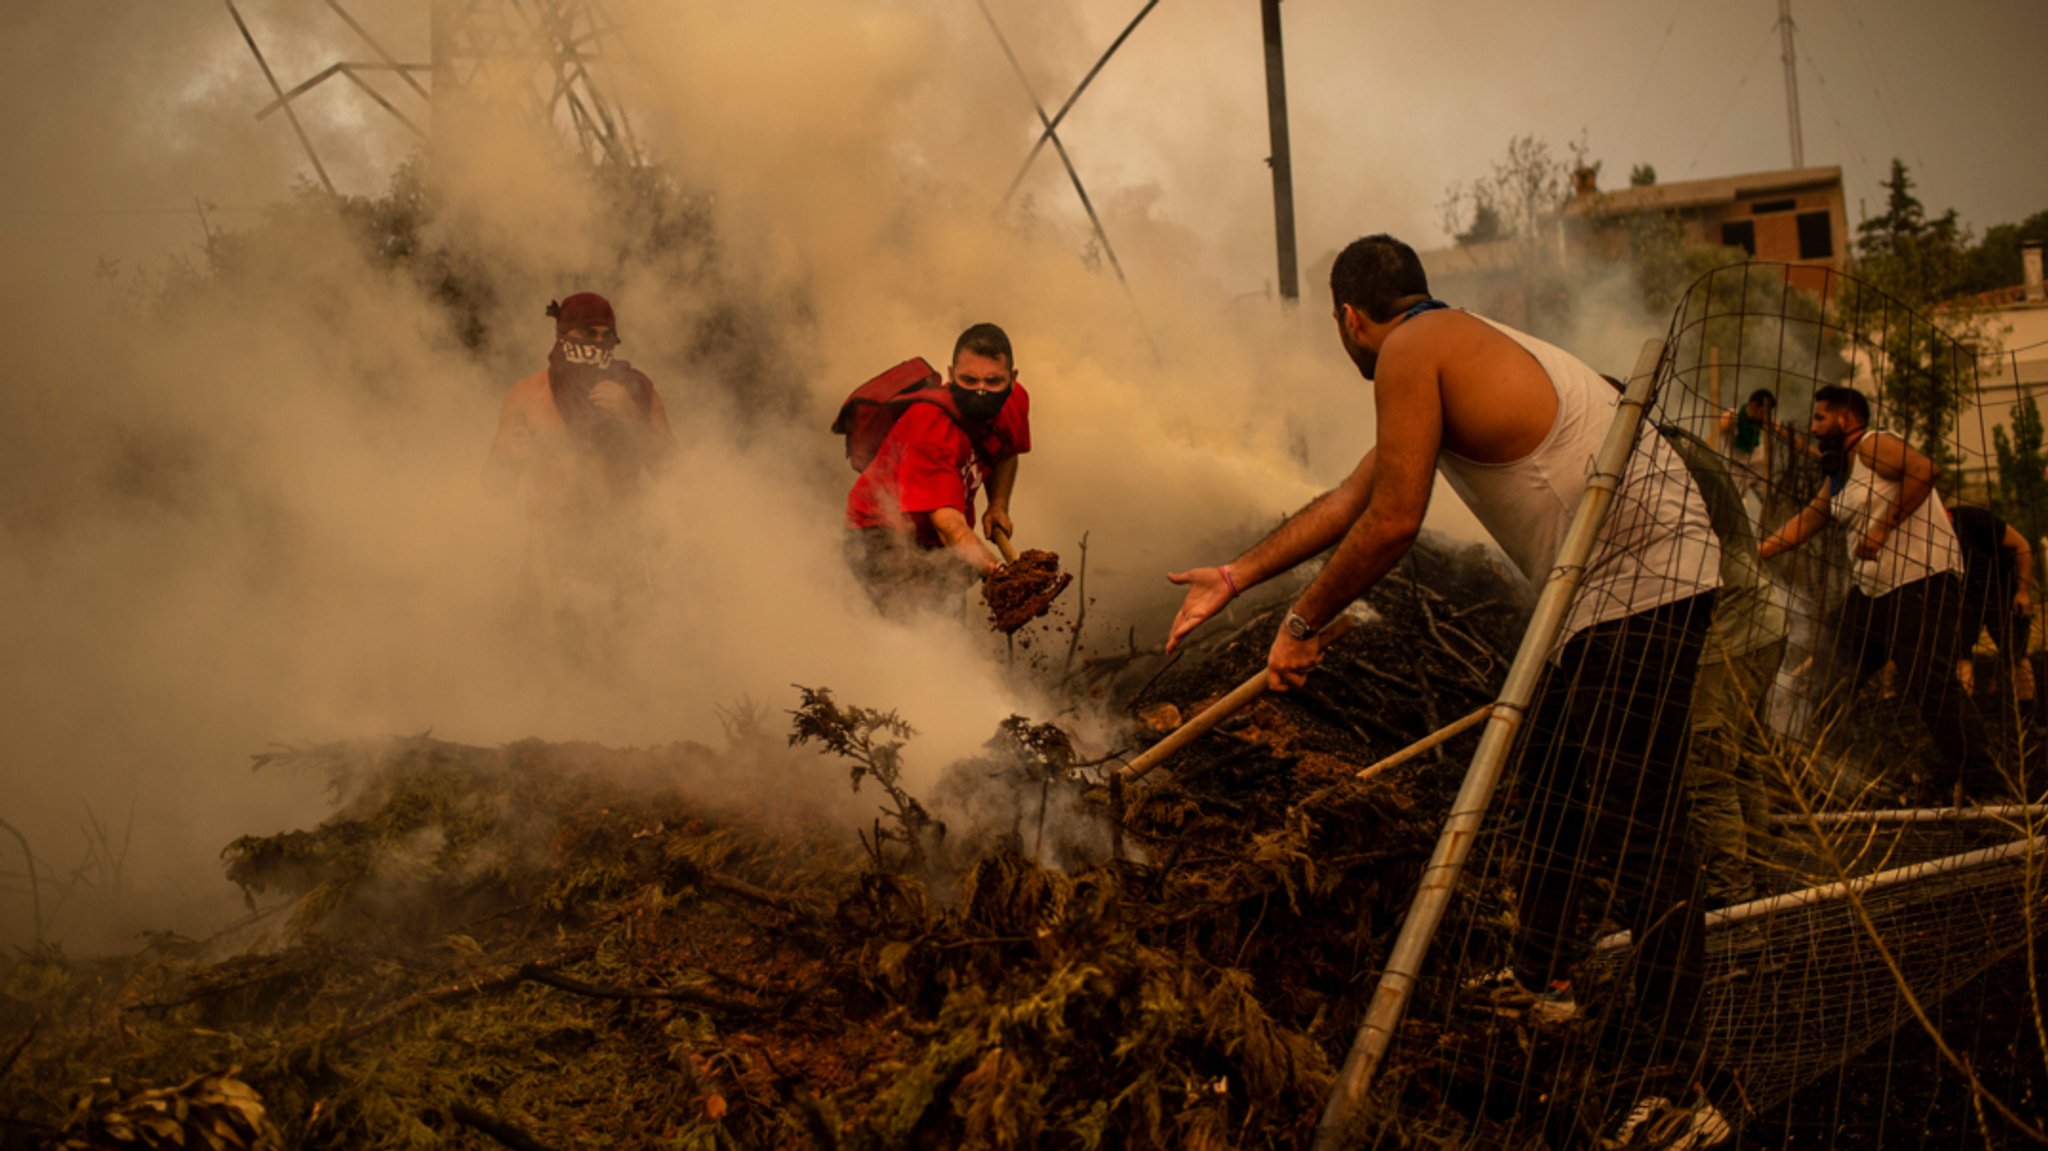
(1757, 385), (1993, 794)
(1165, 234), (1728, 1148)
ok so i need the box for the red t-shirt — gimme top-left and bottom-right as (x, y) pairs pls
(844, 385), (1032, 547)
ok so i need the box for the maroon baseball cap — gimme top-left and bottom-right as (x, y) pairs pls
(548, 292), (617, 337)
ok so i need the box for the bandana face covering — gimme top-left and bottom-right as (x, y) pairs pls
(557, 337), (616, 370)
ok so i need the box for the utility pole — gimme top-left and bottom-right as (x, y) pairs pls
(1259, 0), (1300, 304)
(1777, 0), (1805, 168)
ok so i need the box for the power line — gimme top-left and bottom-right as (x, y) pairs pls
(1608, 0), (1683, 165)
(1797, 46), (1873, 192)
(1686, 22), (1780, 175)
(1830, 0), (1921, 174)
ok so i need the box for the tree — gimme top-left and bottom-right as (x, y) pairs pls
(1629, 163), (1657, 187)
(1455, 202), (1505, 245)
(1992, 395), (2048, 544)
(1961, 209), (2048, 297)
(1438, 135), (1574, 249)
(1845, 159), (1987, 470)
(1855, 159), (1974, 301)
(1437, 134), (1579, 336)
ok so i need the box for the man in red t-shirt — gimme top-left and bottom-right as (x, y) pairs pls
(844, 322), (1032, 613)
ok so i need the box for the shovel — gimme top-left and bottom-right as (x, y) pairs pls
(1115, 608), (1365, 785)
(1108, 610), (1364, 856)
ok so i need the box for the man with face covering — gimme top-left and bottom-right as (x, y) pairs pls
(1757, 385), (1994, 794)
(485, 293), (676, 644)
(843, 322), (1031, 614)
(1165, 235), (1728, 1148)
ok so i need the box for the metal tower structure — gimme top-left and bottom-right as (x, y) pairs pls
(227, 0), (640, 189)
(1777, 0), (1806, 169)
(427, 0), (639, 167)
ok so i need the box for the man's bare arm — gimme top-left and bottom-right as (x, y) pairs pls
(930, 507), (1001, 575)
(1757, 488), (1833, 559)
(2006, 522), (2035, 613)
(1261, 351), (1441, 690)
(1232, 450), (1380, 585)
(1858, 431), (1939, 532)
(483, 394), (534, 497)
(982, 455), (1020, 540)
(1163, 450), (1376, 652)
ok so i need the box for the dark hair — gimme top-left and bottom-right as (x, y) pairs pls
(953, 322), (1013, 366)
(1813, 384), (1870, 426)
(1746, 389), (1777, 409)
(1330, 234), (1431, 323)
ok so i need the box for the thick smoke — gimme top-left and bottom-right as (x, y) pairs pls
(0, 1), (1395, 951)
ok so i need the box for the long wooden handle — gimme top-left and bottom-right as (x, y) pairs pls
(1121, 614), (1360, 783)
(1351, 704), (1494, 785)
(991, 526), (1020, 564)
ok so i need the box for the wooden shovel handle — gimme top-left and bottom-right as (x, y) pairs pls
(1121, 613), (1360, 783)
(991, 525), (1020, 564)
(1351, 704), (1494, 784)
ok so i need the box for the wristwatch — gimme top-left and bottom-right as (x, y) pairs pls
(1283, 611), (1316, 641)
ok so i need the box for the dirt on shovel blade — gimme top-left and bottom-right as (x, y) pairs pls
(982, 548), (1072, 633)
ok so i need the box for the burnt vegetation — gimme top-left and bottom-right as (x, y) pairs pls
(0, 538), (1557, 1151)
(4, 532), (2045, 1147)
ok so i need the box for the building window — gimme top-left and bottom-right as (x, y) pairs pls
(1797, 211), (1834, 259)
(1721, 220), (1757, 256)
(1751, 198), (1797, 215)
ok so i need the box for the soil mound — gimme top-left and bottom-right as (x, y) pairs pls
(982, 549), (1072, 634)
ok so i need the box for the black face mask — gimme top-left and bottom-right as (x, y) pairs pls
(951, 382), (1011, 424)
(1817, 430), (1848, 476)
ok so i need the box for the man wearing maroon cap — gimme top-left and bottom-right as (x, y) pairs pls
(844, 322), (1031, 614)
(485, 293), (675, 645)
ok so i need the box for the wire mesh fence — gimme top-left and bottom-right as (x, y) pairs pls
(1334, 262), (2048, 1149)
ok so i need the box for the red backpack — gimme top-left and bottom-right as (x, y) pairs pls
(832, 358), (1015, 472)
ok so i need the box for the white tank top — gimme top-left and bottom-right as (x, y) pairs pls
(1434, 317), (1722, 640)
(1827, 428), (1962, 596)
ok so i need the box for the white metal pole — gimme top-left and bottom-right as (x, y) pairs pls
(1310, 338), (1670, 1149)
(1591, 832), (2046, 951)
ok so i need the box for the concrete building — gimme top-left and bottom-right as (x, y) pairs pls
(1948, 240), (2048, 500)
(1414, 165), (1849, 332)
(1561, 165), (1849, 294)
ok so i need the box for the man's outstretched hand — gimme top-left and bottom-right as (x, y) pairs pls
(1165, 567), (1235, 653)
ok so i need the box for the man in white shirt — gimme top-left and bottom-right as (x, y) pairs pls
(1758, 385), (1994, 796)
(1166, 234), (1727, 1148)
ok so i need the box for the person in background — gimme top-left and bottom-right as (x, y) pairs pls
(485, 292), (674, 652)
(1758, 386), (1995, 797)
(1948, 504), (2035, 728)
(1718, 388), (1781, 502)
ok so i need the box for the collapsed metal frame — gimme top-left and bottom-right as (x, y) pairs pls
(976, 0), (1301, 313)
(975, 0), (1153, 292)
(1312, 261), (2048, 1145)
(226, 0), (640, 189)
